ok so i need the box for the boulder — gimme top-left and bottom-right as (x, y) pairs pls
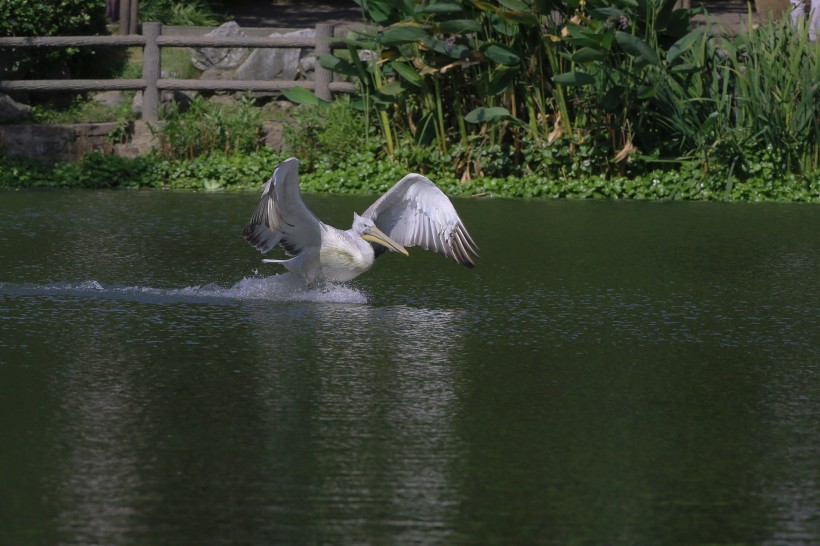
(91, 90), (127, 109)
(132, 88), (198, 116)
(0, 93), (33, 123)
(233, 28), (316, 82)
(190, 21), (251, 71)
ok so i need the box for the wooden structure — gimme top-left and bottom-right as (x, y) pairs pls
(0, 22), (355, 122)
(118, 0), (139, 36)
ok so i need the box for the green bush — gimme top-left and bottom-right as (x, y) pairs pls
(0, 0), (113, 80)
(2, 150), (817, 202)
(298, 0), (818, 182)
(281, 98), (380, 168)
(153, 95), (264, 160)
(138, 0), (225, 26)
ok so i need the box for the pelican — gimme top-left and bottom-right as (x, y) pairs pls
(243, 157), (478, 285)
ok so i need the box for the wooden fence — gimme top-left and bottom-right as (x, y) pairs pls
(0, 22), (356, 122)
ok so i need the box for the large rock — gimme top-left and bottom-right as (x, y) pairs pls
(132, 86), (198, 117)
(91, 90), (127, 109)
(0, 93), (33, 123)
(191, 21), (251, 71)
(233, 28), (316, 82)
(0, 123), (121, 162)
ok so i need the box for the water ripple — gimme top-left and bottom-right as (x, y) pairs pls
(0, 275), (367, 305)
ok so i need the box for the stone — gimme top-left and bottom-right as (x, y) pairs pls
(91, 90), (127, 109)
(0, 123), (122, 162)
(0, 93), (33, 123)
(233, 28), (316, 82)
(132, 89), (198, 116)
(190, 21), (251, 71)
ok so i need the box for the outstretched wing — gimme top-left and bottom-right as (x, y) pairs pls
(242, 157), (324, 256)
(362, 173), (479, 267)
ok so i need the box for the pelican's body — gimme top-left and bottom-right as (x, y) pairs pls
(278, 224), (377, 283)
(243, 158), (478, 285)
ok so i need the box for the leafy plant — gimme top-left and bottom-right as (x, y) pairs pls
(3, 148), (817, 202)
(286, 0), (817, 183)
(280, 97), (380, 168)
(0, 0), (121, 85)
(153, 94), (264, 160)
(138, 0), (225, 26)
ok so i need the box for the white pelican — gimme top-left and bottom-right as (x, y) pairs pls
(243, 157), (478, 285)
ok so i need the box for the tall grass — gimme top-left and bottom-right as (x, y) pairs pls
(724, 13), (820, 174)
(154, 95), (263, 159)
(269, 0), (820, 183)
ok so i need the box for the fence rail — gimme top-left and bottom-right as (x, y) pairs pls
(0, 22), (355, 122)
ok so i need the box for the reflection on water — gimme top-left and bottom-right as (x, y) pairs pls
(0, 192), (818, 545)
(246, 302), (465, 543)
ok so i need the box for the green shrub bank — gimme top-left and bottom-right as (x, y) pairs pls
(292, 0), (819, 183)
(0, 0), (120, 85)
(2, 149), (817, 202)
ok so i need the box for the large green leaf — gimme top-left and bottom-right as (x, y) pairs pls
(670, 63), (699, 74)
(379, 25), (429, 45)
(637, 85), (656, 99)
(379, 80), (405, 96)
(318, 54), (359, 78)
(571, 47), (607, 63)
(417, 2), (464, 14)
(615, 31), (659, 66)
(489, 12), (519, 36)
(359, 0), (394, 24)
(281, 87), (328, 107)
(389, 60), (424, 87)
(566, 25), (614, 49)
(498, 0), (530, 10)
(497, 9), (539, 25)
(464, 106), (514, 124)
(482, 43), (521, 66)
(666, 28), (704, 63)
(438, 19), (482, 33)
(591, 7), (625, 20)
(553, 70), (596, 86)
(422, 36), (470, 59)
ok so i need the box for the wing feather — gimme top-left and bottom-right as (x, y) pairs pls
(242, 158), (324, 256)
(362, 173), (479, 268)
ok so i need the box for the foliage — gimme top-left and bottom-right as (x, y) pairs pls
(286, 0), (819, 181)
(30, 93), (136, 124)
(138, 0), (225, 26)
(281, 98), (380, 168)
(2, 149), (817, 202)
(153, 94), (264, 160)
(0, 0), (116, 81)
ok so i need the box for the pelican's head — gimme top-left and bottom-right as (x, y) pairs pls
(353, 213), (409, 256)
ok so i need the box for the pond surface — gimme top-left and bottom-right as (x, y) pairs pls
(0, 191), (818, 545)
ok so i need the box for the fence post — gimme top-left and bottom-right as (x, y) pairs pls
(129, 0), (139, 35)
(118, 0), (130, 35)
(314, 23), (333, 101)
(142, 22), (161, 122)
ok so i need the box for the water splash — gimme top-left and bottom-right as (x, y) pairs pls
(0, 274), (367, 305)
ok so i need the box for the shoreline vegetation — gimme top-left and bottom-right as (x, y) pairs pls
(2, 147), (817, 202)
(1, 0), (818, 202)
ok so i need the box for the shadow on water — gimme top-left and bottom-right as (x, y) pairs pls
(0, 191), (818, 545)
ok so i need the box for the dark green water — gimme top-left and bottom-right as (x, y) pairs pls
(0, 191), (818, 545)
